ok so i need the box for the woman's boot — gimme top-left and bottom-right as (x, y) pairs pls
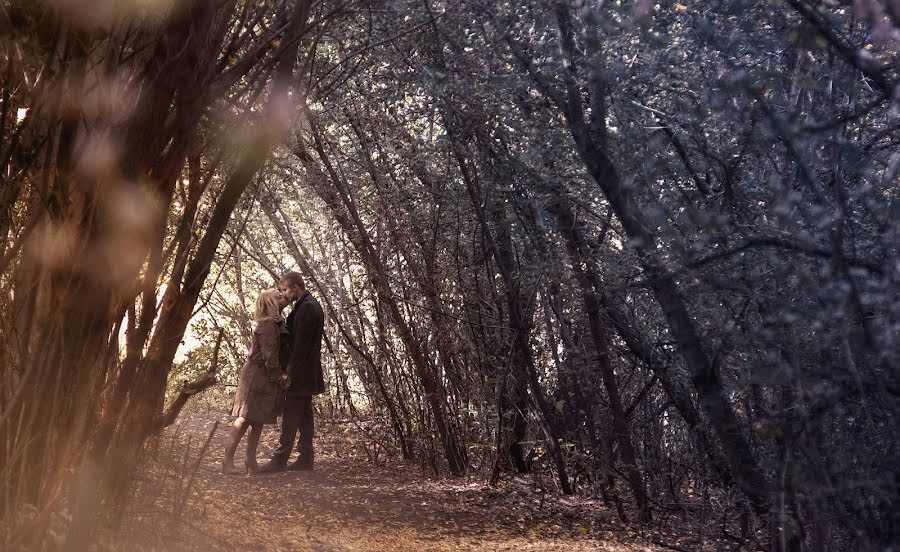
(222, 419), (248, 475)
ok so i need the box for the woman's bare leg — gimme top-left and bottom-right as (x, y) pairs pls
(223, 417), (249, 474)
(245, 422), (263, 472)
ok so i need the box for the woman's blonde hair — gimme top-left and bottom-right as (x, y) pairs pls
(254, 288), (282, 323)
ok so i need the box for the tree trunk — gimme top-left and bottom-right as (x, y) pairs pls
(551, 196), (652, 520)
(495, 5), (772, 516)
(299, 114), (467, 474)
(445, 118), (572, 494)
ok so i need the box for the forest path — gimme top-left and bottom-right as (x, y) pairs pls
(138, 411), (673, 551)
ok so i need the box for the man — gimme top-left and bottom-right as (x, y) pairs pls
(258, 271), (325, 473)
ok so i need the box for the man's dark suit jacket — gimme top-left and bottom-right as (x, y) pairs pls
(279, 291), (325, 396)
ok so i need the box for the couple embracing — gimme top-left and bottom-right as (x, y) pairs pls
(222, 272), (325, 475)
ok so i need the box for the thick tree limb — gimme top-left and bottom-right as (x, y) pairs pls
(151, 329), (224, 434)
(689, 235), (883, 275)
(783, 0), (896, 96)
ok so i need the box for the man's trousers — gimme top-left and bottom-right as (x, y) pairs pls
(273, 395), (314, 465)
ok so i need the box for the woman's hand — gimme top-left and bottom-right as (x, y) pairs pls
(279, 373), (291, 390)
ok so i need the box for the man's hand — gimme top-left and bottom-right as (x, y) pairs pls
(279, 373), (291, 390)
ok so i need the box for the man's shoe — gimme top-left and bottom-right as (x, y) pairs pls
(286, 459), (313, 471)
(255, 460), (287, 474)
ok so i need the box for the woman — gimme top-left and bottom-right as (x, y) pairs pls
(222, 288), (289, 474)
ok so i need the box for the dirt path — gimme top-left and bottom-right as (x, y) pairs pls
(130, 413), (673, 551)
